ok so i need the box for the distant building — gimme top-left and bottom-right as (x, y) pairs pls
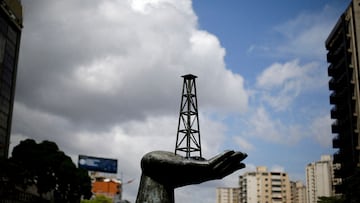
(290, 181), (307, 203)
(216, 187), (240, 203)
(326, 0), (360, 194)
(92, 177), (121, 202)
(0, 0), (23, 158)
(239, 166), (291, 203)
(306, 155), (335, 203)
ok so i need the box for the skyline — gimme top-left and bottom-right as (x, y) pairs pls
(10, 1), (350, 202)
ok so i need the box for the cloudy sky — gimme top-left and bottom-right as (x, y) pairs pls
(10, 0), (349, 202)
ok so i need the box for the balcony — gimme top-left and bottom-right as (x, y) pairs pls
(333, 151), (341, 163)
(331, 87), (349, 105)
(331, 121), (340, 133)
(335, 184), (344, 193)
(272, 194), (282, 201)
(328, 64), (334, 76)
(331, 106), (338, 118)
(327, 52), (334, 63)
(272, 180), (281, 185)
(333, 136), (340, 148)
(334, 167), (343, 177)
(328, 57), (346, 77)
(327, 44), (346, 63)
(329, 78), (336, 90)
(272, 187), (282, 192)
(329, 92), (336, 104)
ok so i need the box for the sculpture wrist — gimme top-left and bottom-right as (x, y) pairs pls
(136, 174), (174, 203)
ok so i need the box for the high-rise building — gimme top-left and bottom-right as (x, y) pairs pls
(216, 187), (240, 203)
(239, 166), (291, 203)
(305, 155), (335, 203)
(0, 0), (23, 158)
(326, 0), (360, 194)
(290, 181), (307, 203)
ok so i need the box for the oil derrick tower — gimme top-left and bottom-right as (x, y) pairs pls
(175, 74), (202, 159)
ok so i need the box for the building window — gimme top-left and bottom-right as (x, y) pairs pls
(7, 26), (17, 45)
(0, 112), (8, 128)
(0, 15), (7, 34)
(0, 33), (5, 62)
(0, 97), (10, 114)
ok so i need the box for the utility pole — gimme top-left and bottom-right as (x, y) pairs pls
(175, 74), (202, 159)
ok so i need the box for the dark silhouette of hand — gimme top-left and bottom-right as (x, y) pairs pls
(141, 150), (247, 188)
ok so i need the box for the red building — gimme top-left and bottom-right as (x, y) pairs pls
(92, 177), (121, 201)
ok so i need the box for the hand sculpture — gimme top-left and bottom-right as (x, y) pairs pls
(136, 150), (247, 203)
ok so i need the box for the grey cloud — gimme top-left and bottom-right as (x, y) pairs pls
(17, 0), (247, 128)
(12, 1), (248, 202)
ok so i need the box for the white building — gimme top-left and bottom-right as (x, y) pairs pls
(239, 166), (291, 203)
(216, 187), (240, 203)
(290, 181), (307, 203)
(306, 155), (334, 203)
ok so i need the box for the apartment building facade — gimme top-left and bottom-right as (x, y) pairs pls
(0, 0), (23, 158)
(326, 0), (360, 194)
(306, 155), (334, 203)
(239, 166), (291, 203)
(290, 181), (307, 203)
(216, 187), (241, 203)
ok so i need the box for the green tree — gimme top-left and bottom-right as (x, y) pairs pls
(342, 167), (360, 203)
(81, 195), (112, 203)
(317, 196), (344, 203)
(6, 139), (92, 202)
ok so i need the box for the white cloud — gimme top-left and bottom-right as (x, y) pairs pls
(246, 44), (270, 54)
(310, 114), (333, 147)
(248, 58), (332, 147)
(257, 60), (305, 89)
(17, 0), (248, 127)
(74, 56), (124, 94)
(270, 165), (285, 173)
(245, 107), (303, 145)
(256, 59), (324, 111)
(246, 5), (341, 60)
(240, 163), (257, 174)
(248, 107), (281, 141)
(273, 5), (340, 58)
(233, 136), (254, 151)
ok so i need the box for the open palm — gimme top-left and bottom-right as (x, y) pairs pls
(141, 150), (247, 188)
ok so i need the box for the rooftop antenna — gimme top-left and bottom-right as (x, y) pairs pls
(175, 74), (202, 159)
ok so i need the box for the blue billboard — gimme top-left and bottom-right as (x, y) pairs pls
(78, 155), (118, 174)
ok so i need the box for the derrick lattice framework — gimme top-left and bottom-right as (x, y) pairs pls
(175, 74), (202, 159)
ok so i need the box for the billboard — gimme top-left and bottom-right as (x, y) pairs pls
(78, 155), (118, 174)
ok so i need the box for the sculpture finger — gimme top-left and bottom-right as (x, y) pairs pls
(208, 150), (235, 166)
(212, 152), (246, 179)
(213, 151), (247, 172)
(215, 162), (246, 179)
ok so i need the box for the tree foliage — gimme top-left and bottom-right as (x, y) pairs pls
(1, 139), (92, 202)
(317, 196), (344, 203)
(342, 167), (360, 203)
(81, 195), (112, 203)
